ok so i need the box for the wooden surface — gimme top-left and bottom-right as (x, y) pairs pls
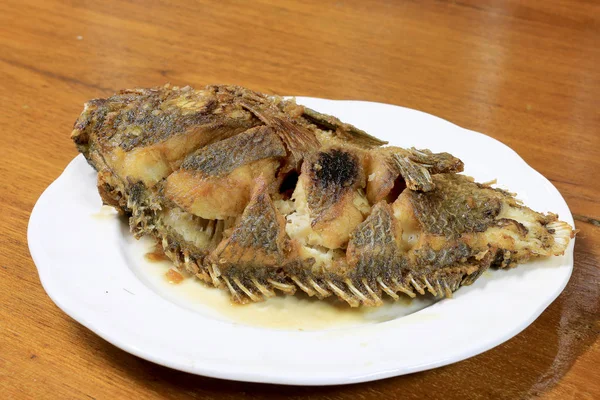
(1, 0), (599, 398)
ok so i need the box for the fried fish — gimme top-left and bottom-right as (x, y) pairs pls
(72, 84), (574, 306)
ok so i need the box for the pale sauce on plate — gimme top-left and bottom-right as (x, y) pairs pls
(115, 214), (435, 331)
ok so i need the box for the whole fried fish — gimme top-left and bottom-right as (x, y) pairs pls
(72, 84), (574, 306)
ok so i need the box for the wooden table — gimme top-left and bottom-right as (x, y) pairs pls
(1, 0), (599, 398)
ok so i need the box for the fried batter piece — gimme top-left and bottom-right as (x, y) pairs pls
(72, 84), (574, 306)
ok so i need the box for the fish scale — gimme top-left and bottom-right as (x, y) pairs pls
(71, 84), (575, 307)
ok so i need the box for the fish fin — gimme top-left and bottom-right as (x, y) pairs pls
(302, 107), (387, 147)
(387, 147), (464, 192)
(547, 220), (575, 255)
(240, 101), (319, 165)
(392, 152), (435, 192)
(405, 147), (464, 174)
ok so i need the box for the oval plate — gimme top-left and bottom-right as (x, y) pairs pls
(28, 98), (574, 385)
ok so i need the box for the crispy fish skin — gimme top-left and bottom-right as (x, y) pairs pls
(163, 126), (287, 219)
(300, 148), (369, 249)
(72, 86), (261, 188)
(208, 180), (296, 303)
(408, 174), (506, 238)
(73, 84), (575, 307)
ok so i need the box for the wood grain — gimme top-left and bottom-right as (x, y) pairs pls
(1, 0), (599, 398)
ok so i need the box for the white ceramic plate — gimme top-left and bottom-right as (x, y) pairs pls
(28, 98), (574, 385)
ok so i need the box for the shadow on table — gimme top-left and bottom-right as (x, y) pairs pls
(78, 224), (599, 399)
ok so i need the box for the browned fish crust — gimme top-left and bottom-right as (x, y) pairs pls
(72, 84), (574, 307)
